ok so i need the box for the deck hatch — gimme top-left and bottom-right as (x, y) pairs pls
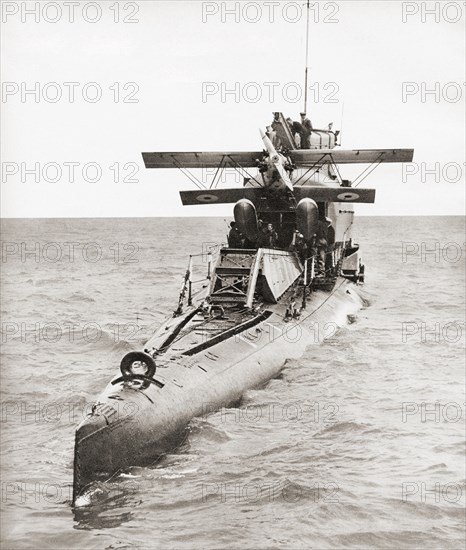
(183, 310), (273, 356)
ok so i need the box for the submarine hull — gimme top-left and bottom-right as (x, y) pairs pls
(73, 278), (363, 501)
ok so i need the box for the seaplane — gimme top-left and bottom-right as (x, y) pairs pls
(72, 110), (413, 503)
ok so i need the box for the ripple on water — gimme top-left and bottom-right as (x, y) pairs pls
(1, 216), (465, 549)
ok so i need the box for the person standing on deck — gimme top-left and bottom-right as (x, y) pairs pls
(300, 112), (313, 149)
(266, 125), (279, 148)
(314, 217), (328, 275)
(227, 222), (243, 248)
(286, 117), (303, 149)
(257, 225), (269, 248)
(257, 223), (278, 248)
(265, 223), (278, 248)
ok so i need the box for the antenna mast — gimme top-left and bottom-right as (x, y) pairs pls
(339, 101), (345, 146)
(303, 0), (311, 113)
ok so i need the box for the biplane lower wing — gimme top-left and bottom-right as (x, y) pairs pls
(180, 187), (375, 205)
(290, 148), (414, 165)
(180, 188), (259, 205)
(142, 152), (263, 169)
(295, 187), (375, 203)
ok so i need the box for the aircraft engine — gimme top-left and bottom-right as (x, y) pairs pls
(296, 198), (319, 241)
(234, 199), (258, 242)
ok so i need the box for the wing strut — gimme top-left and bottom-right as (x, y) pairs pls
(293, 153), (329, 186)
(330, 159), (344, 185)
(171, 156), (206, 190)
(209, 155), (227, 189)
(225, 154), (263, 188)
(352, 153), (384, 187)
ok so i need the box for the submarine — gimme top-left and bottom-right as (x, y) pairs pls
(72, 111), (413, 502)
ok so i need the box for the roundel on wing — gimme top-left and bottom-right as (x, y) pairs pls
(197, 194), (219, 203)
(337, 192), (360, 201)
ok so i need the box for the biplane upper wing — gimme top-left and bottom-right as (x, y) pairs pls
(142, 152), (263, 169)
(289, 148), (414, 166)
(180, 186), (376, 205)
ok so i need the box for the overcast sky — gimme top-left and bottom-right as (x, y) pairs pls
(1, 0), (465, 217)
